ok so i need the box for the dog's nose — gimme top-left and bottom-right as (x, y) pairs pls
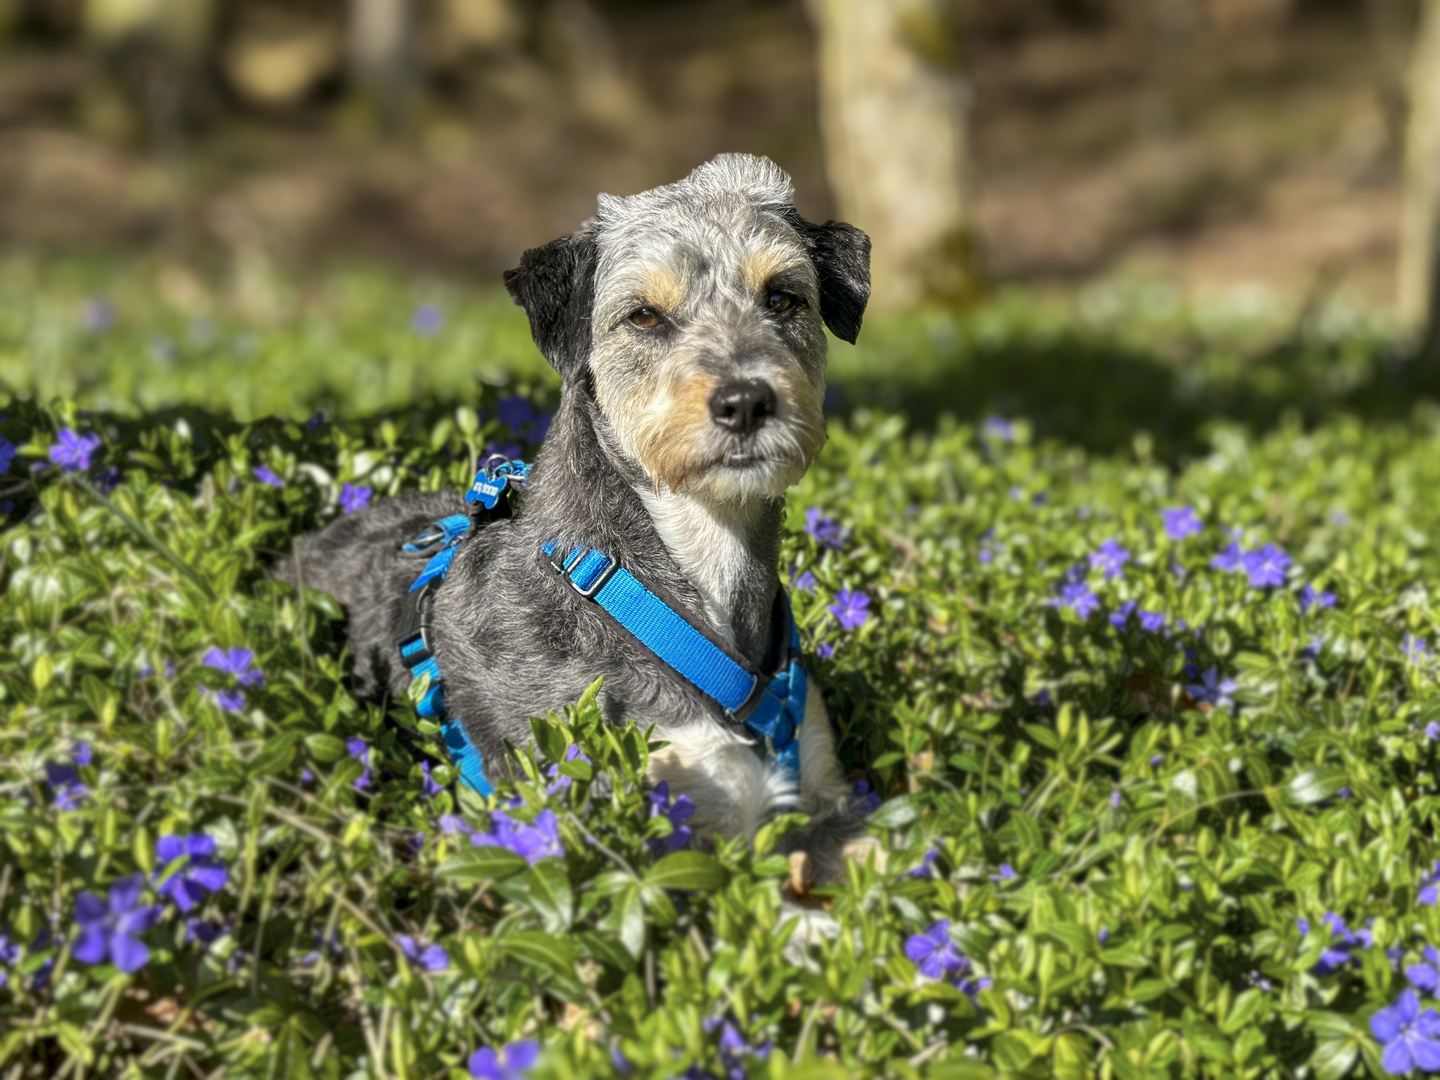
(708, 379), (777, 435)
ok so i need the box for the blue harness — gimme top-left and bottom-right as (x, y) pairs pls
(397, 460), (809, 796)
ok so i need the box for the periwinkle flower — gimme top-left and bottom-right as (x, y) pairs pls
(1055, 578), (1100, 619)
(1139, 610), (1167, 633)
(853, 780), (882, 814)
(0, 436), (14, 475)
(474, 809), (563, 864)
(468, 1040), (540, 1080)
(1371, 989), (1440, 1075)
(1163, 506), (1203, 540)
(73, 875), (160, 974)
(497, 396), (538, 431)
(904, 847), (940, 880)
(1241, 544), (1291, 589)
(990, 863), (1017, 883)
(397, 934), (449, 972)
(48, 429), (102, 472)
(804, 507), (847, 549)
(252, 465), (284, 488)
(1210, 543), (1244, 572)
(828, 590), (871, 631)
(411, 304), (444, 337)
(46, 742), (92, 809)
(420, 762), (444, 798)
(982, 416), (1015, 442)
(1404, 635), (1431, 665)
(347, 737), (372, 790)
(154, 834), (228, 912)
(1185, 667), (1237, 709)
(793, 570), (816, 592)
(202, 647), (265, 689)
(648, 781), (695, 852)
(905, 920), (966, 979)
(1299, 583), (1337, 613)
(1109, 601), (1137, 630)
(1088, 539), (1131, 581)
(339, 484), (373, 515)
(1407, 945), (1440, 992)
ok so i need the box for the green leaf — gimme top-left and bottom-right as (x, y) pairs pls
(1286, 767), (1348, 805)
(1221, 988), (1269, 1036)
(601, 885), (647, 959)
(437, 845), (528, 884)
(501, 931), (578, 978)
(644, 851), (728, 891)
(305, 734), (349, 763)
(867, 794), (919, 829)
(1310, 1040), (1358, 1080)
(495, 859), (573, 933)
(577, 931), (637, 973)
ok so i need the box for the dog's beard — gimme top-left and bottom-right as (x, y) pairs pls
(633, 403), (824, 503)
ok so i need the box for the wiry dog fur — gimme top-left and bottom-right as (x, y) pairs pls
(290, 154), (872, 878)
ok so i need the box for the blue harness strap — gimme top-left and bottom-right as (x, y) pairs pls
(542, 540), (808, 780)
(395, 477), (507, 797)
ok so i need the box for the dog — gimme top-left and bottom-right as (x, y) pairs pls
(291, 154), (872, 880)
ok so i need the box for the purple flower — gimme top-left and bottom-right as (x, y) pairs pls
(1088, 539), (1131, 581)
(339, 484), (373, 515)
(411, 304), (444, 337)
(1302, 913), (1364, 974)
(531, 413), (553, 443)
(1210, 543), (1244, 572)
(1404, 635), (1430, 665)
(1299, 584), (1337, 614)
(252, 466), (284, 488)
(978, 548), (994, 565)
(793, 570), (816, 592)
(1109, 601), (1137, 630)
(0, 437), (13, 475)
(982, 416), (1015, 442)
(46, 743), (92, 810)
(648, 781), (695, 852)
(543, 745), (590, 795)
(1055, 578), (1100, 619)
(1139, 610), (1166, 633)
(82, 297), (115, 333)
(73, 875), (159, 974)
(1371, 989), (1440, 1076)
(202, 647), (266, 689)
(1422, 863), (1440, 907)
(209, 687), (245, 713)
(816, 642), (835, 659)
(182, 917), (222, 948)
(48, 430), (102, 472)
(1149, 755), (1163, 766)
(828, 590), (871, 631)
(1186, 667), (1237, 709)
(498, 396), (538, 430)
(154, 834), (228, 912)
(305, 411), (326, 432)
(1109, 790), (1121, 809)
(989, 863), (1016, 883)
(905, 920), (966, 979)
(1097, 926), (1110, 945)
(437, 813), (477, 839)
(94, 465), (122, 494)
(804, 507), (847, 549)
(420, 762), (444, 798)
(904, 848), (940, 880)
(1427, 722), (1440, 743)
(475, 809), (563, 864)
(486, 440), (524, 462)
(1163, 506), (1203, 540)
(1408, 946), (1440, 992)
(468, 1040), (541, 1080)
(347, 737), (372, 790)
(0, 932), (20, 988)
(397, 934), (449, 971)
(1241, 544), (1291, 589)
(853, 780), (882, 814)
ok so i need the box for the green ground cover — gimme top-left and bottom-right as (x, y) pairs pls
(3, 258), (1440, 1078)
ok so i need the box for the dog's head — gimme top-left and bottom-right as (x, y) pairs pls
(505, 154), (870, 502)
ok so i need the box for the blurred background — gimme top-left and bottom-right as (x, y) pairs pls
(0, 0), (1428, 308)
(1, 0), (1438, 427)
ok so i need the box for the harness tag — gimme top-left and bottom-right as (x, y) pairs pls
(466, 469), (508, 509)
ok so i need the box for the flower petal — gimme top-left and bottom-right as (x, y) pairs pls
(110, 933), (150, 974)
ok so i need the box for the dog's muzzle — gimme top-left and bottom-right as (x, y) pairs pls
(708, 379), (777, 437)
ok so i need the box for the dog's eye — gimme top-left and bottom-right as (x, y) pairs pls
(766, 291), (796, 313)
(628, 307), (663, 330)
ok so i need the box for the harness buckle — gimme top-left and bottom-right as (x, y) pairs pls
(570, 553), (618, 599)
(548, 546), (585, 576)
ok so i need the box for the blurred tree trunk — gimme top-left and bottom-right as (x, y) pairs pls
(806, 0), (975, 312)
(1400, 0), (1440, 357)
(347, 0), (415, 132)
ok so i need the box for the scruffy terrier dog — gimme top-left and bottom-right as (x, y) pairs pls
(295, 154), (871, 878)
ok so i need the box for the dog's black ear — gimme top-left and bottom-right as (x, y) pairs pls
(795, 218), (871, 344)
(503, 231), (598, 380)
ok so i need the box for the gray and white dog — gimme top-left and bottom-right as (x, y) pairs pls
(294, 154), (871, 874)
